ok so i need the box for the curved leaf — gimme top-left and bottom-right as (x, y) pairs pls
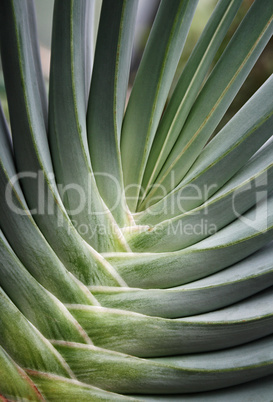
(68, 287), (273, 357)
(106, 192), (273, 288)
(144, 0), (273, 205)
(140, 0), (243, 205)
(91, 242), (273, 318)
(0, 105), (125, 289)
(28, 371), (133, 401)
(87, 0), (138, 225)
(137, 73), (273, 221)
(49, 0), (129, 250)
(127, 139), (273, 252)
(0, 287), (74, 378)
(121, 0), (198, 211)
(0, 346), (44, 401)
(0, 230), (92, 344)
(53, 336), (273, 394)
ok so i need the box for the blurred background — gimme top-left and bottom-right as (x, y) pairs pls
(1, 0), (272, 135)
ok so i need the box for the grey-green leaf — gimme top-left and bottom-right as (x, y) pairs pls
(121, 0), (198, 211)
(0, 104), (124, 292)
(126, 139), (273, 252)
(91, 242), (273, 318)
(49, 0), (129, 251)
(139, 0), (243, 206)
(87, 0), (138, 226)
(106, 192), (273, 288)
(144, 0), (273, 205)
(0, 287), (74, 378)
(68, 287), (273, 357)
(0, 230), (92, 344)
(28, 371), (133, 401)
(53, 335), (273, 394)
(0, 346), (44, 401)
(136, 74), (273, 222)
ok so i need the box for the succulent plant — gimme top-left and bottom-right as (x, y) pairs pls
(0, 0), (273, 399)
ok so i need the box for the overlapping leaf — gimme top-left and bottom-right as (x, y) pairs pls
(0, 0), (273, 399)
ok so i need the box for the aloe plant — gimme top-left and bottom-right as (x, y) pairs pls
(0, 0), (273, 399)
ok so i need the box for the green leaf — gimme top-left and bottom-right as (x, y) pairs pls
(53, 335), (273, 395)
(49, 0), (129, 251)
(67, 287), (273, 357)
(0, 0), (58, 198)
(144, 0), (273, 206)
(0, 230), (92, 344)
(126, 139), (273, 252)
(140, 374), (273, 400)
(87, 0), (138, 226)
(26, 0), (48, 129)
(106, 192), (273, 288)
(91, 242), (273, 318)
(82, 0), (95, 107)
(28, 371), (133, 401)
(0, 0), (129, 286)
(140, 0), (243, 206)
(0, 287), (74, 378)
(121, 0), (199, 211)
(136, 74), (273, 222)
(0, 105), (125, 291)
(147, 335), (273, 394)
(0, 0), (272, 398)
(0, 346), (44, 401)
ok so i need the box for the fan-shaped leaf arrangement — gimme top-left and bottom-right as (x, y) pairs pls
(0, 0), (273, 399)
